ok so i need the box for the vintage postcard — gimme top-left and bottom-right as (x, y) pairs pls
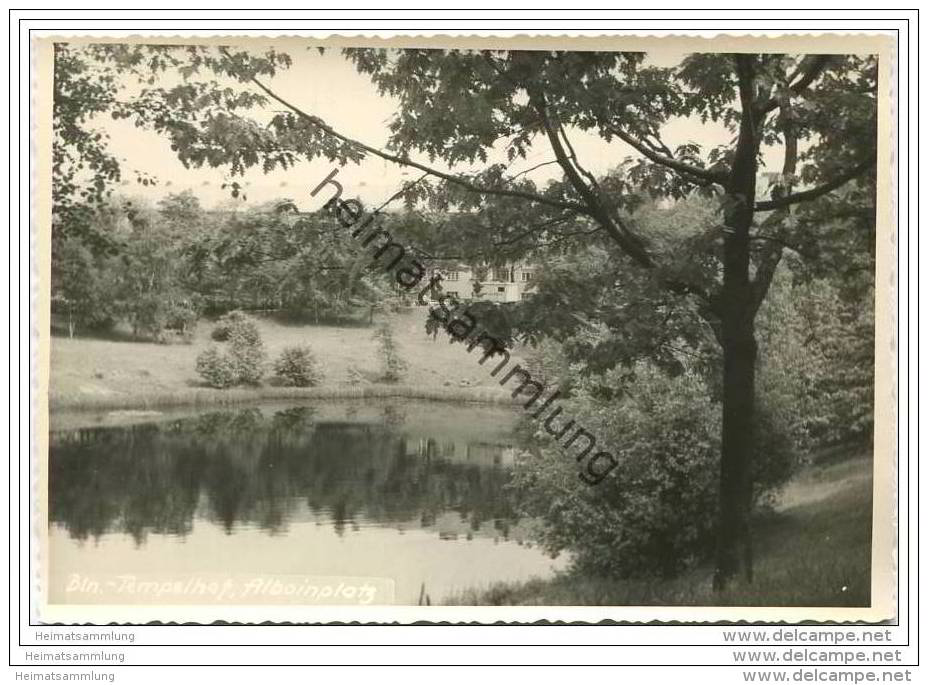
(32, 31), (897, 624)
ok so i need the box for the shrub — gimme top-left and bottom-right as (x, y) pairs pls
(195, 346), (238, 388)
(373, 322), (407, 383)
(211, 310), (250, 341)
(227, 325), (266, 386)
(756, 269), (875, 452)
(511, 362), (796, 579)
(195, 318), (266, 387)
(273, 345), (323, 387)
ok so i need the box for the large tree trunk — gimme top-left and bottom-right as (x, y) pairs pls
(714, 210), (759, 591)
(714, 315), (757, 590)
(713, 54), (761, 591)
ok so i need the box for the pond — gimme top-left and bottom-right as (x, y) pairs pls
(47, 400), (567, 606)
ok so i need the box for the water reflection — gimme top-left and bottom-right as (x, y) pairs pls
(49, 401), (569, 605)
(49, 404), (523, 546)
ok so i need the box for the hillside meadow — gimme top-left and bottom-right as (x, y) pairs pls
(49, 308), (519, 410)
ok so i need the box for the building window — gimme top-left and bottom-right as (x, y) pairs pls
(445, 271), (460, 281)
(446, 291), (459, 298)
(493, 268), (509, 282)
(521, 271), (533, 281)
(497, 287), (505, 293)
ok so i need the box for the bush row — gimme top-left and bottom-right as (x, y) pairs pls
(195, 312), (323, 388)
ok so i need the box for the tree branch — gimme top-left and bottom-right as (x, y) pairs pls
(640, 134), (675, 159)
(224, 49), (726, 304)
(604, 124), (727, 185)
(749, 233), (812, 259)
(228, 51), (589, 217)
(749, 80), (798, 314)
(557, 122), (601, 192)
(758, 55), (832, 115)
(789, 55), (831, 93)
(521, 225), (604, 251)
(749, 242), (783, 317)
(492, 212), (580, 247)
(527, 87), (654, 268)
(505, 159), (560, 183)
(753, 154), (876, 211)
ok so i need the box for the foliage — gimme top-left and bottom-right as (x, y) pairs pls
(195, 346), (239, 389)
(125, 293), (169, 341)
(217, 314), (261, 347)
(163, 300), (199, 342)
(185, 206), (395, 319)
(273, 345), (323, 387)
(103, 194), (201, 342)
(195, 315), (266, 387)
(124, 294), (199, 344)
(513, 363), (796, 578)
(52, 45), (131, 250)
(448, 455), (872, 606)
(211, 310), (250, 341)
(373, 323), (407, 383)
(227, 322), (267, 385)
(50, 236), (119, 336)
(502, 199), (722, 377)
(49, 185), (397, 344)
(522, 338), (576, 395)
(757, 265), (875, 450)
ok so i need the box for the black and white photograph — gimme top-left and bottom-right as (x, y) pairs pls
(35, 32), (894, 623)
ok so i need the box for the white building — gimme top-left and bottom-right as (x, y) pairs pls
(427, 263), (536, 303)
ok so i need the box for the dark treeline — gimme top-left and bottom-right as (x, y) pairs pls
(50, 190), (405, 341)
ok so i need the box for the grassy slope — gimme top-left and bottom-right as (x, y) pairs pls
(49, 308), (521, 409)
(445, 453), (873, 607)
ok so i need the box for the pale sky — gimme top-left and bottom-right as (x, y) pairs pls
(90, 45), (763, 212)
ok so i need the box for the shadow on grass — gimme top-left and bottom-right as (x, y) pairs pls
(51, 318), (194, 345)
(50, 321), (141, 344)
(258, 308), (378, 329)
